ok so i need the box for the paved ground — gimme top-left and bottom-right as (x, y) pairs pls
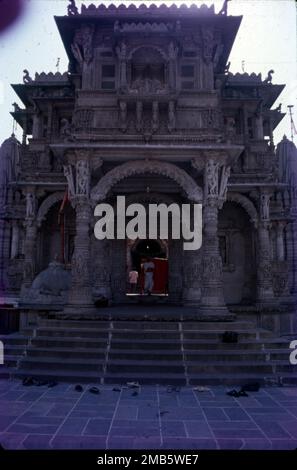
(0, 379), (297, 450)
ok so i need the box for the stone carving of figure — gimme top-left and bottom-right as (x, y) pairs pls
(119, 100), (127, 132)
(226, 116), (236, 140)
(224, 61), (231, 74)
(168, 101), (176, 133)
(71, 24), (94, 68)
(264, 69), (274, 84)
(67, 0), (78, 16)
(60, 118), (73, 141)
(168, 42), (178, 89)
(12, 102), (21, 112)
(23, 69), (32, 84)
(114, 20), (121, 32)
(151, 101), (159, 133)
(116, 41), (127, 88)
(136, 101), (143, 132)
(76, 160), (90, 195)
(206, 159), (219, 196)
(260, 193), (270, 220)
(219, 165), (231, 200)
(175, 20), (181, 32)
(202, 27), (214, 64)
(63, 165), (75, 198)
(26, 193), (36, 218)
(219, 0), (230, 15)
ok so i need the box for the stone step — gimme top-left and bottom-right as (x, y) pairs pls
(18, 356), (105, 372)
(37, 319), (254, 330)
(0, 334), (30, 346)
(11, 366), (297, 386)
(29, 335), (289, 351)
(23, 346), (291, 362)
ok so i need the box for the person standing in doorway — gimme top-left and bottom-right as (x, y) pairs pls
(128, 268), (139, 294)
(142, 257), (155, 295)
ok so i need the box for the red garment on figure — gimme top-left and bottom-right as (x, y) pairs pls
(140, 258), (168, 294)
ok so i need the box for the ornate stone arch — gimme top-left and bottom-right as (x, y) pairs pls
(91, 160), (203, 203)
(37, 191), (64, 224)
(226, 192), (258, 228)
(128, 44), (168, 61)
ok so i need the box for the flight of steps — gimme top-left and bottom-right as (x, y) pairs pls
(1, 318), (296, 385)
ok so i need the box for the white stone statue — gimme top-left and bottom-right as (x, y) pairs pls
(76, 160), (89, 195)
(63, 164), (75, 198)
(260, 193), (270, 220)
(219, 165), (231, 199)
(206, 159), (219, 196)
(26, 193), (36, 218)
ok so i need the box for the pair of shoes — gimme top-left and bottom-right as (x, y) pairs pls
(167, 386), (181, 393)
(127, 381), (140, 388)
(47, 381), (58, 388)
(22, 377), (35, 387)
(226, 389), (249, 398)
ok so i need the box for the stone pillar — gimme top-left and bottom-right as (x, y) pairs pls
(68, 196), (93, 306)
(21, 189), (38, 292)
(65, 153), (94, 310)
(276, 221), (286, 261)
(200, 160), (230, 314)
(22, 219), (38, 289)
(10, 220), (19, 259)
(257, 191), (274, 303)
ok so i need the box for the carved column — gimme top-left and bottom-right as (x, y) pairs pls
(66, 152), (93, 308)
(68, 196), (92, 305)
(200, 160), (230, 314)
(21, 189), (38, 291)
(10, 220), (19, 259)
(276, 221), (286, 261)
(257, 191), (274, 303)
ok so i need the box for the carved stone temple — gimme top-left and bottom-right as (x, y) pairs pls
(0, 3), (296, 383)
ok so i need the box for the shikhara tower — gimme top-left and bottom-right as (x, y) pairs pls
(0, 3), (296, 343)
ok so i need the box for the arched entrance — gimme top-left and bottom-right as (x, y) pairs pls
(91, 160), (203, 304)
(127, 238), (169, 296)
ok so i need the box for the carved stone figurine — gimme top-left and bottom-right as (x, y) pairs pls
(151, 101), (159, 133)
(168, 101), (176, 133)
(206, 159), (219, 196)
(12, 102), (21, 112)
(260, 193), (270, 220)
(23, 70), (32, 84)
(76, 160), (89, 195)
(264, 69), (274, 84)
(219, 0), (230, 16)
(68, 0), (78, 16)
(26, 193), (35, 218)
(63, 165), (75, 198)
(60, 118), (73, 141)
(119, 101), (127, 132)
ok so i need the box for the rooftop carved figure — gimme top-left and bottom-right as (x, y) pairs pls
(23, 69), (32, 84)
(264, 69), (274, 84)
(68, 0), (78, 16)
(219, 0), (230, 16)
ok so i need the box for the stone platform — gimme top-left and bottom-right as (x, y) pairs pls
(1, 308), (296, 386)
(0, 379), (297, 450)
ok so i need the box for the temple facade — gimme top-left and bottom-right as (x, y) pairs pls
(1, 2), (296, 334)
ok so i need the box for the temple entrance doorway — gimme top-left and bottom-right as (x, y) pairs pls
(126, 239), (168, 297)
